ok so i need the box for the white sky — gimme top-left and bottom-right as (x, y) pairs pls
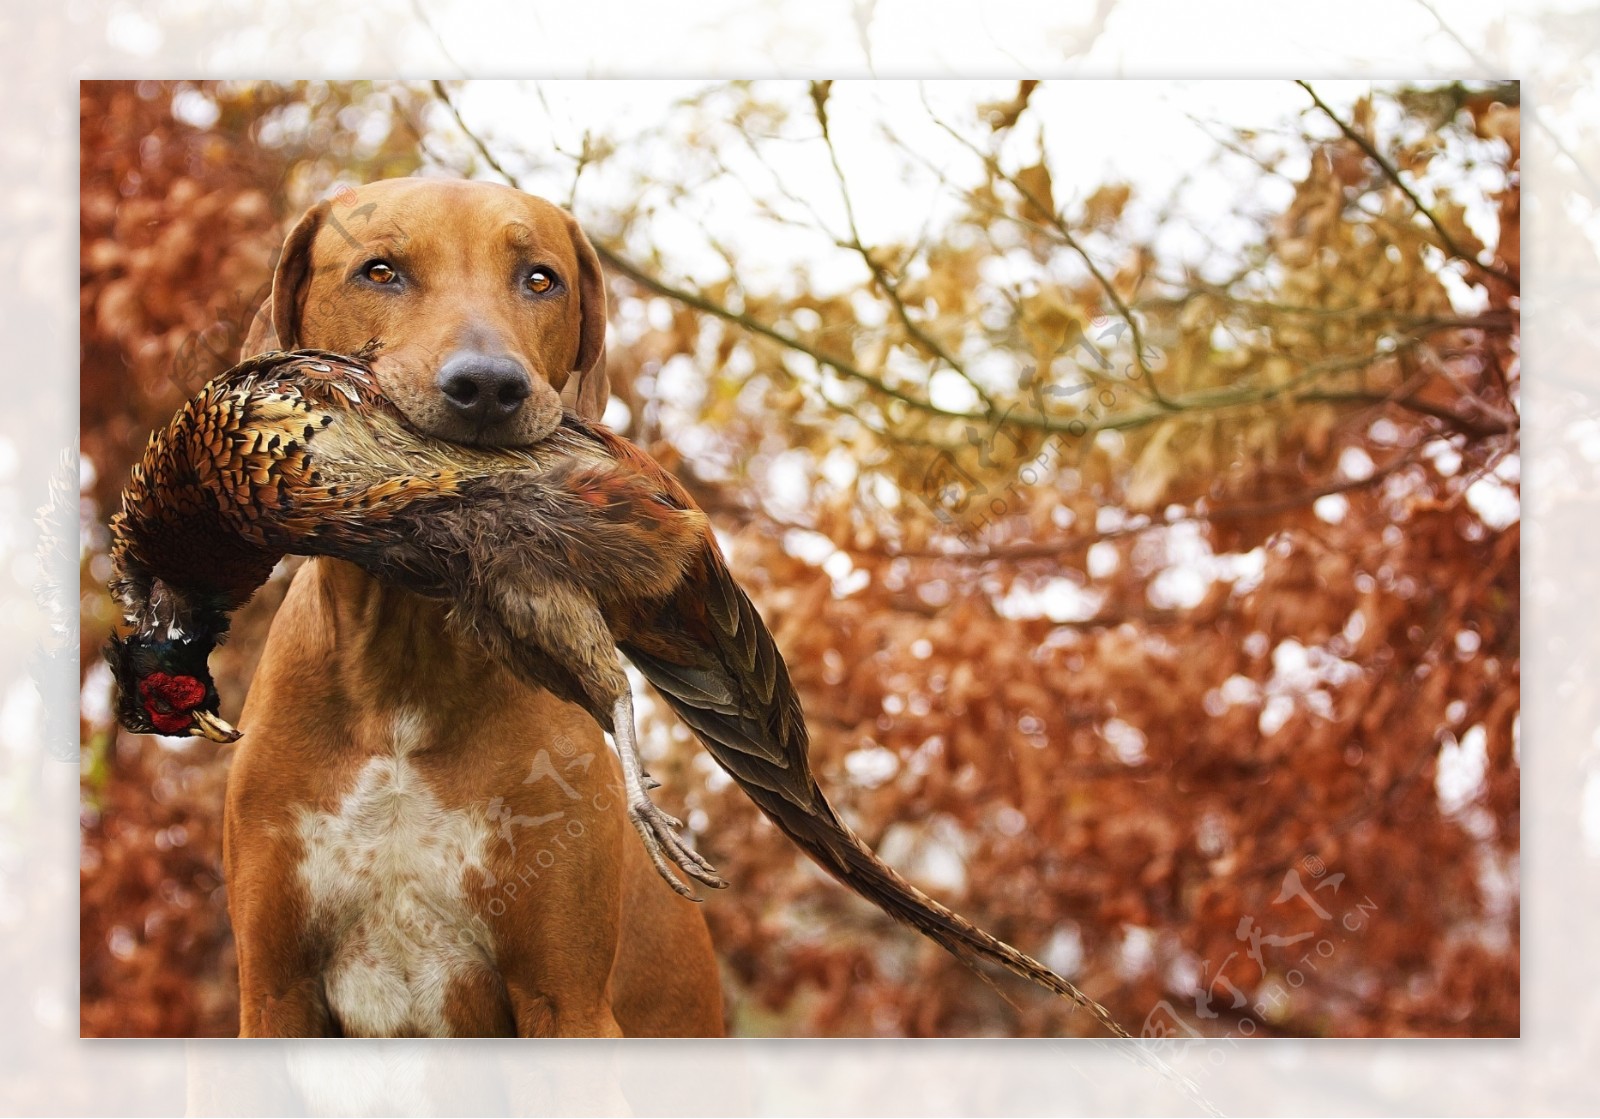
(445, 78), (1393, 290)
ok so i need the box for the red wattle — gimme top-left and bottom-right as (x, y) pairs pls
(139, 673), (207, 735)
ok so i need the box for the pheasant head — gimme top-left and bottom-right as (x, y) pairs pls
(104, 562), (241, 743)
(104, 628), (239, 743)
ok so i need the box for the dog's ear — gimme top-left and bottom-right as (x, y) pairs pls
(562, 212), (610, 420)
(244, 201), (328, 356)
(239, 302), (276, 359)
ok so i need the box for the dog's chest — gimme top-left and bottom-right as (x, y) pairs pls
(295, 710), (496, 1037)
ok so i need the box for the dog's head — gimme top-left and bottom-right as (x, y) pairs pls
(244, 178), (609, 444)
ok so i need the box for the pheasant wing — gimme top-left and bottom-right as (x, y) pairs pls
(618, 549), (818, 813)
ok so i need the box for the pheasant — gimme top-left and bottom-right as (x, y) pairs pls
(106, 348), (1132, 1037)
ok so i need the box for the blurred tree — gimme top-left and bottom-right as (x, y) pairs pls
(80, 78), (1518, 1038)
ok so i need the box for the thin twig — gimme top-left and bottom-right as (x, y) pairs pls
(810, 82), (998, 416)
(1295, 80), (1517, 285)
(925, 104), (1175, 410)
(387, 83), (454, 172)
(431, 80), (521, 187)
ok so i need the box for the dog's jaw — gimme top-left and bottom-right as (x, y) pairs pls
(373, 357), (565, 448)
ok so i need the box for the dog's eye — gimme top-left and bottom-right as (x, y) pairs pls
(524, 268), (557, 295)
(364, 261), (398, 284)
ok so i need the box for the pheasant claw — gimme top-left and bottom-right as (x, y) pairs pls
(627, 798), (730, 900)
(612, 688), (727, 898)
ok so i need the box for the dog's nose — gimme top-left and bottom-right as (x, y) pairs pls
(436, 353), (533, 422)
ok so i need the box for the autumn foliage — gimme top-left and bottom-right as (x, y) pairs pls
(80, 79), (1519, 1038)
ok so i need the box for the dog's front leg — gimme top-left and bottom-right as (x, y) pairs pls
(242, 977), (337, 1038)
(231, 883), (337, 1037)
(226, 801), (338, 1037)
(506, 984), (622, 1038)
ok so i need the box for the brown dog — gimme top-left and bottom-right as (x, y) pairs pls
(226, 178), (724, 1037)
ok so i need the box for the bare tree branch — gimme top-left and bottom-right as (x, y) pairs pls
(1296, 79), (1518, 285)
(810, 81), (999, 416)
(431, 79), (520, 186)
(924, 102), (1175, 410)
(424, 81), (1508, 450)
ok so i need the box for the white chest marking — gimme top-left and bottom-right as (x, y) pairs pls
(296, 709), (495, 1037)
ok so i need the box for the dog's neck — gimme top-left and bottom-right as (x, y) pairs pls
(303, 557), (513, 721)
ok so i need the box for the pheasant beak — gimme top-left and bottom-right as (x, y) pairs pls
(190, 709), (242, 743)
